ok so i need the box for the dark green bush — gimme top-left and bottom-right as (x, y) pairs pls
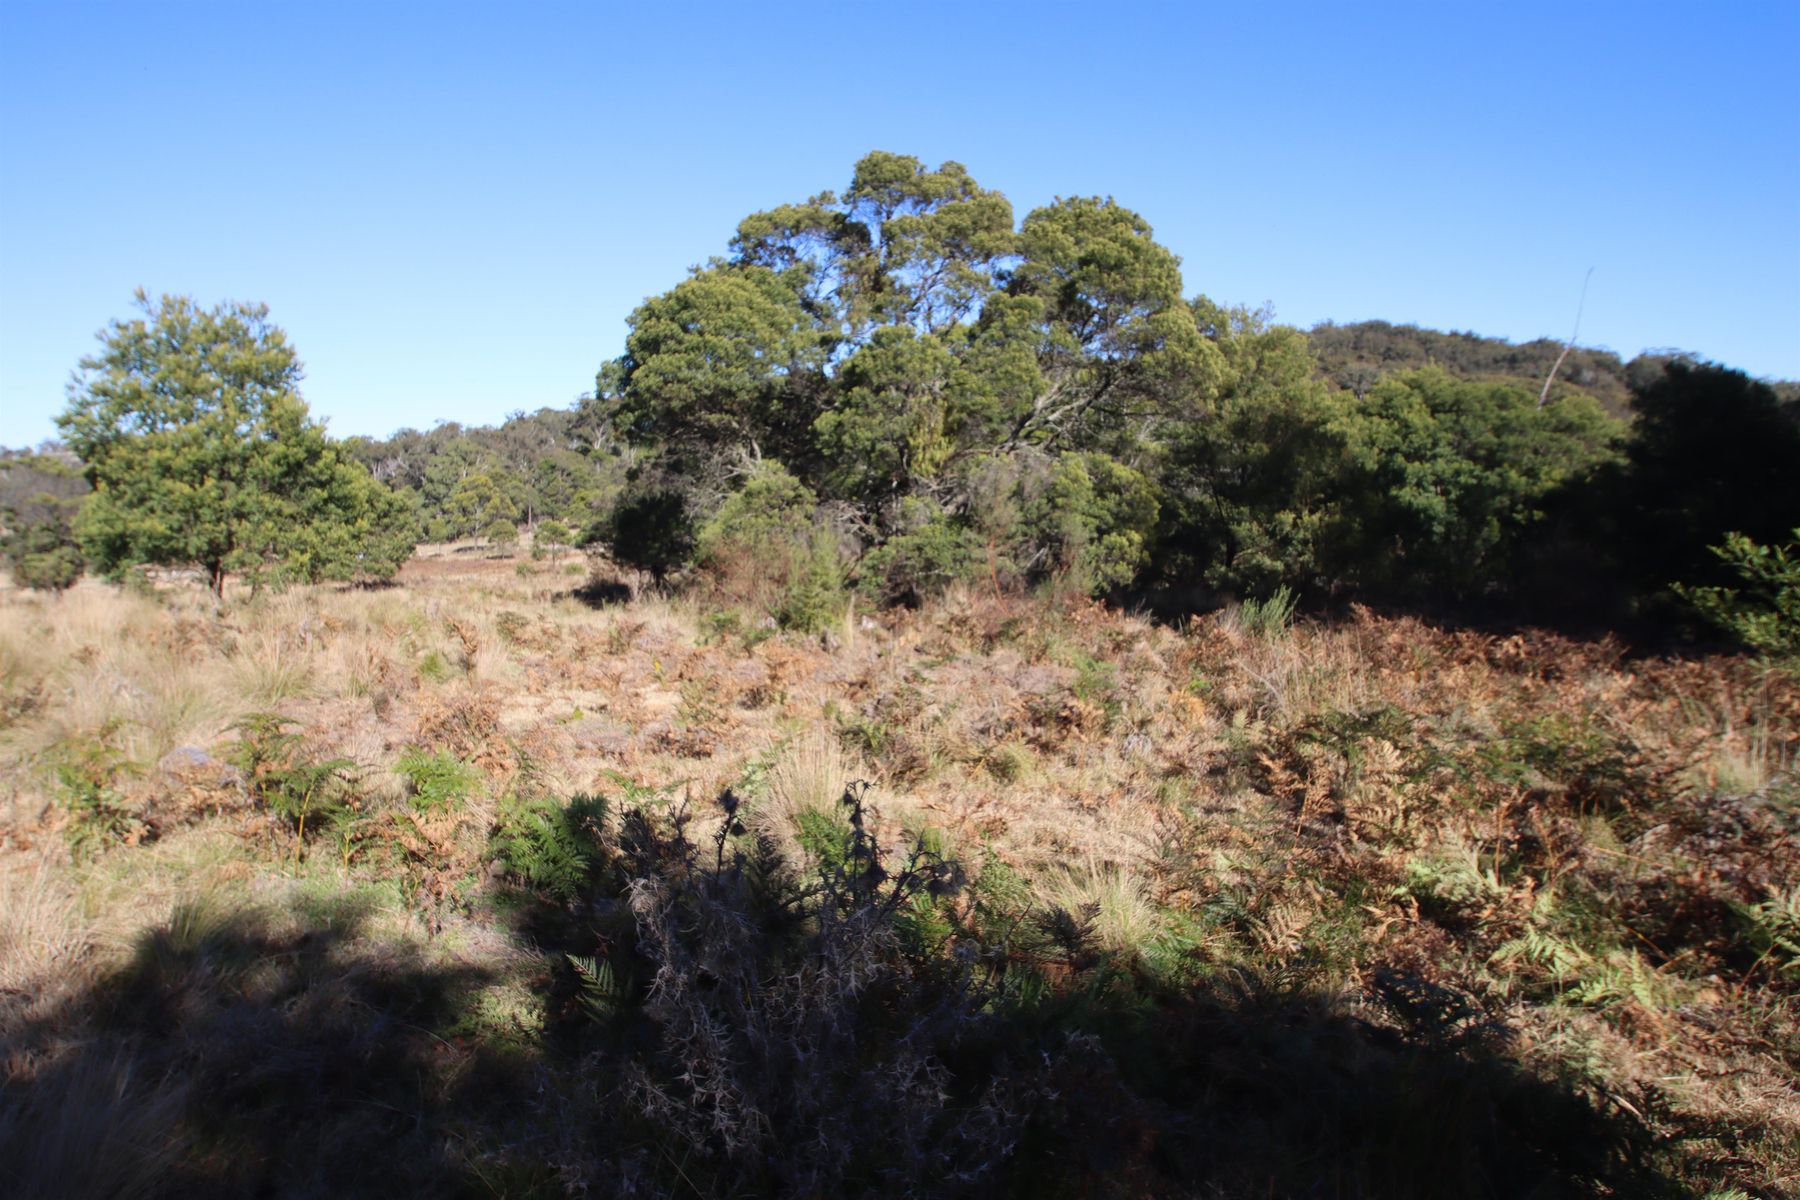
(857, 500), (979, 605)
(583, 485), (695, 586)
(1680, 528), (1800, 658)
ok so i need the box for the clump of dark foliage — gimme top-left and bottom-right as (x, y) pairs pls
(5, 782), (1692, 1198)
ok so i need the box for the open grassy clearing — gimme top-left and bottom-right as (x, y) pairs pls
(2, 547), (1797, 1197)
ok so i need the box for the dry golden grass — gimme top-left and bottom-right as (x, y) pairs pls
(755, 730), (855, 838)
(2, 556), (1797, 1194)
(0, 853), (91, 1017)
(1036, 859), (1163, 955)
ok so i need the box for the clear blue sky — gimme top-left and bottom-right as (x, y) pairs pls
(2, 1), (1796, 448)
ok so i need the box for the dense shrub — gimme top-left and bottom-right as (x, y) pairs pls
(1333, 369), (1623, 600)
(1681, 528), (1800, 658)
(1614, 360), (1800, 608)
(774, 534), (848, 633)
(8, 535), (84, 593)
(585, 485), (695, 587)
(0, 453), (88, 592)
(695, 460), (816, 565)
(1018, 452), (1159, 593)
(857, 498), (980, 605)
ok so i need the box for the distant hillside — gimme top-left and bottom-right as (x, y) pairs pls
(1306, 320), (1638, 413)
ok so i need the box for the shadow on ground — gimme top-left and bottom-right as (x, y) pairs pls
(2, 883), (1686, 1199)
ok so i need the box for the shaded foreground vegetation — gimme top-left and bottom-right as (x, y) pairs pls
(3, 554), (1797, 1197)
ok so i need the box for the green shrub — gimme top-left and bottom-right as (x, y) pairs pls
(696, 461), (815, 565)
(490, 791), (608, 900)
(229, 713), (356, 855)
(982, 741), (1032, 783)
(857, 502), (978, 605)
(774, 536), (846, 634)
(1020, 452), (1160, 593)
(54, 737), (141, 861)
(1070, 652), (1121, 725)
(1236, 585), (1297, 637)
(394, 749), (481, 812)
(699, 609), (743, 645)
(531, 518), (573, 557)
(1159, 318), (1349, 598)
(482, 519), (519, 555)
(12, 540), (84, 593)
(1333, 369), (1623, 600)
(1680, 528), (1800, 658)
(1484, 713), (1654, 815)
(0, 453), (89, 592)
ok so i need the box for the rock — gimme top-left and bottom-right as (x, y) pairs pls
(159, 746), (217, 773)
(158, 745), (245, 790)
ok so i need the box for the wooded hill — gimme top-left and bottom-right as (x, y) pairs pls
(7, 152), (1799, 646)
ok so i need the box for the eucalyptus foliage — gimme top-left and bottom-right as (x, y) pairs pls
(575, 152), (1776, 623)
(589, 152), (1221, 599)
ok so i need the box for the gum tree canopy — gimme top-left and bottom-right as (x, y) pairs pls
(602, 153), (1223, 499)
(58, 290), (416, 596)
(591, 152), (1219, 593)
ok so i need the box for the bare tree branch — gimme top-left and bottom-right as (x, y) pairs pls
(1539, 267), (1595, 408)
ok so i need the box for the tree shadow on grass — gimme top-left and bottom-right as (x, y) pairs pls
(483, 840), (1691, 1200)
(0, 891), (530, 1199)
(1096, 975), (1683, 1200)
(4, 876), (1697, 1200)
(562, 578), (633, 609)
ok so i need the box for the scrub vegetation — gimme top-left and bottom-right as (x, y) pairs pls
(3, 151), (1799, 1197)
(2, 552), (1796, 1197)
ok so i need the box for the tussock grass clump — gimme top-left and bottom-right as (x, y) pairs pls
(0, 856), (91, 1012)
(750, 730), (864, 852)
(1037, 859), (1162, 957)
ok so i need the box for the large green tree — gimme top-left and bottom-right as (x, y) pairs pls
(1161, 300), (1352, 597)
(1005, 196), (1219, 453)
(58, 291), (416, 596)
(591, 152), (1230, 599)
(1334, 368), (1622, 599)
(1613, 360), (1800, 598)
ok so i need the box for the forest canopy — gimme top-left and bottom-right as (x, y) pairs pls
(560, 151), (1798, 640)
(9, 153), (1798, 651)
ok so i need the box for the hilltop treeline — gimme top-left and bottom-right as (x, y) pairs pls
(7, 152), (1799, 644)
(558, 152), (1797, 639)
(1308, 319), (1800, 415)
(1306, 319), (1638, 412)
(340, 408), (626, 544)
